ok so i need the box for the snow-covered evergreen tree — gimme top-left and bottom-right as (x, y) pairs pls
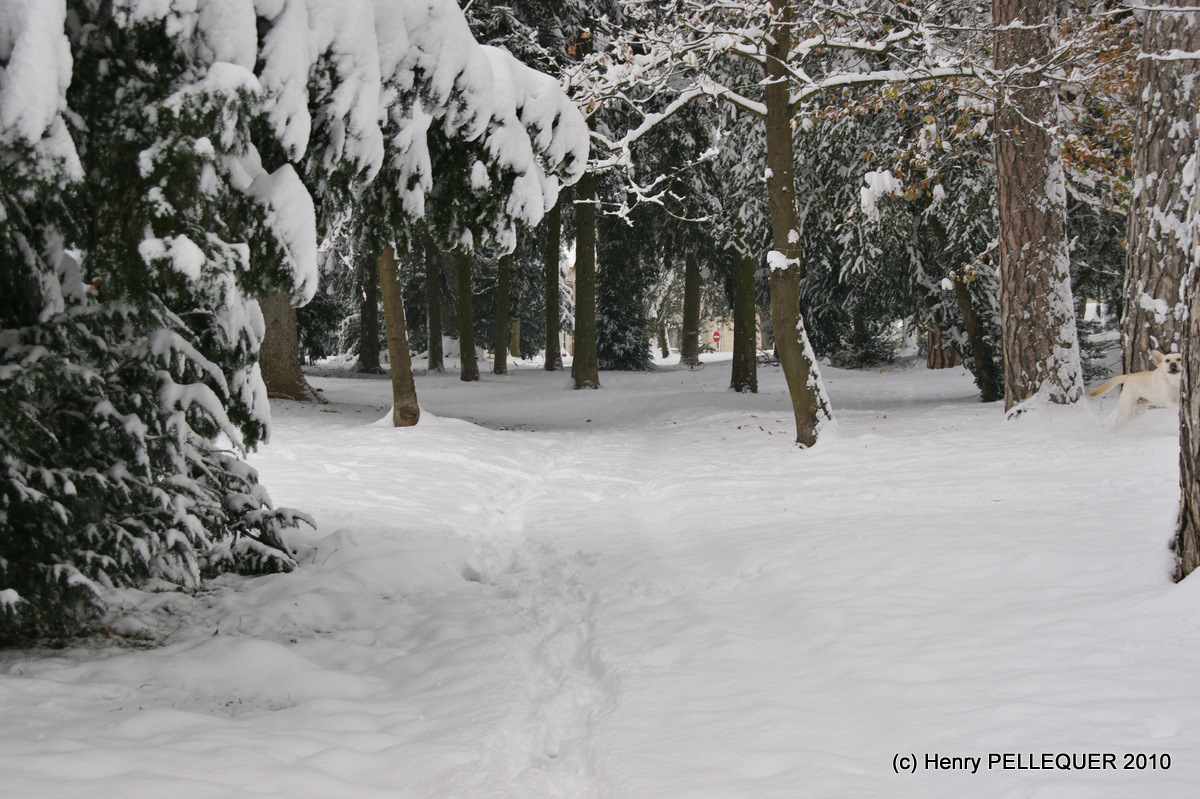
(0, 0), (589, 641)
(824, 80), (1005, 395)
(1, 0), (315, 641)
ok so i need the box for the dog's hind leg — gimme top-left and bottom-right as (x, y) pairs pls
(1112, 385), (1140, 430)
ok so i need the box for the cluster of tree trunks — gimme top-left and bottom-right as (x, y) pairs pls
(250, 2), (1200, 600)
(257, 3), (1198, 491)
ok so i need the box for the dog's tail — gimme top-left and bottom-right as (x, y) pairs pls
(1088, 375), (1125, 397)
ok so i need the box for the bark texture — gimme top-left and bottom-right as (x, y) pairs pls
(456, 250), (479, 382)
(1123, 2), (1200, 373)
(1177, 245), (1200, 579)
(424, 235), (444, 372)
(376, 246), (419, 427)
(925, 326), (961, 369)
(993, 0), (1083, 411)
(678, 251), (701, 368)
(572, 170), (600, 389)
(544, 199), (563, 371)
(494, 254), (510, 375)
(764, 2), (830, 445)
(730, 247), (758, 393)
(259, 291), (322, 402)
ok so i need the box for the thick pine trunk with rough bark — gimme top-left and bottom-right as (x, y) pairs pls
(456, 251), (479, 382)
(494, 254), (510, 375)
(1177, 245), (1200, 578)
(424, 235), (444, 372)
(731, 247), (758, 392)
(545, 199), (563, 370)
(764, 3), (830, 446)
(1123, 2), (1200, 373)
(572, 170), (600, 389)
(376, 247), (419, 427)
(259, 292), (322, 402)
(993, 0), (1083, 411)
(356, 261), (382, 374)
(678, 252), (701, 368)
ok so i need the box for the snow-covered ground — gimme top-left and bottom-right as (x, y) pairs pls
(2, 354), (1198, 798)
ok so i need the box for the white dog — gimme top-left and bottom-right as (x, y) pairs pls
(1089, 350), (1182, 429)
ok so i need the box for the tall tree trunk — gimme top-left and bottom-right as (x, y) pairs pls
(572, 170), (600, 389)
(545, 184), (564, 371)
(437, 247), (460, 337)
(376, 246), (419, 427)
(731, 243), (759, 393)
(356, 260), (382, 374)
(494, 254), (511, 375)
(993, 0), (1083, 412)
(679, 252), (701, 368)
(657, 323), (670, 359)
(1123, 1), (1200, 374)
(1159, 6), (1200, 580)
(764, 3), (831, 446)
(424, 234), (444, 373)
(510, 262), (521, 358)
(259, 292), (322, 402)
(1176, 236), (1200, 578)
(456, 250), (479, 382)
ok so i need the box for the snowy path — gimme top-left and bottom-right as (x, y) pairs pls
(3, 358), (1200, 797)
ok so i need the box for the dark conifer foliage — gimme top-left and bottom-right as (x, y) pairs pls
(1, 5), (309, 642)
(1, 0), (588, 642)
(597, 209), (658, 371)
